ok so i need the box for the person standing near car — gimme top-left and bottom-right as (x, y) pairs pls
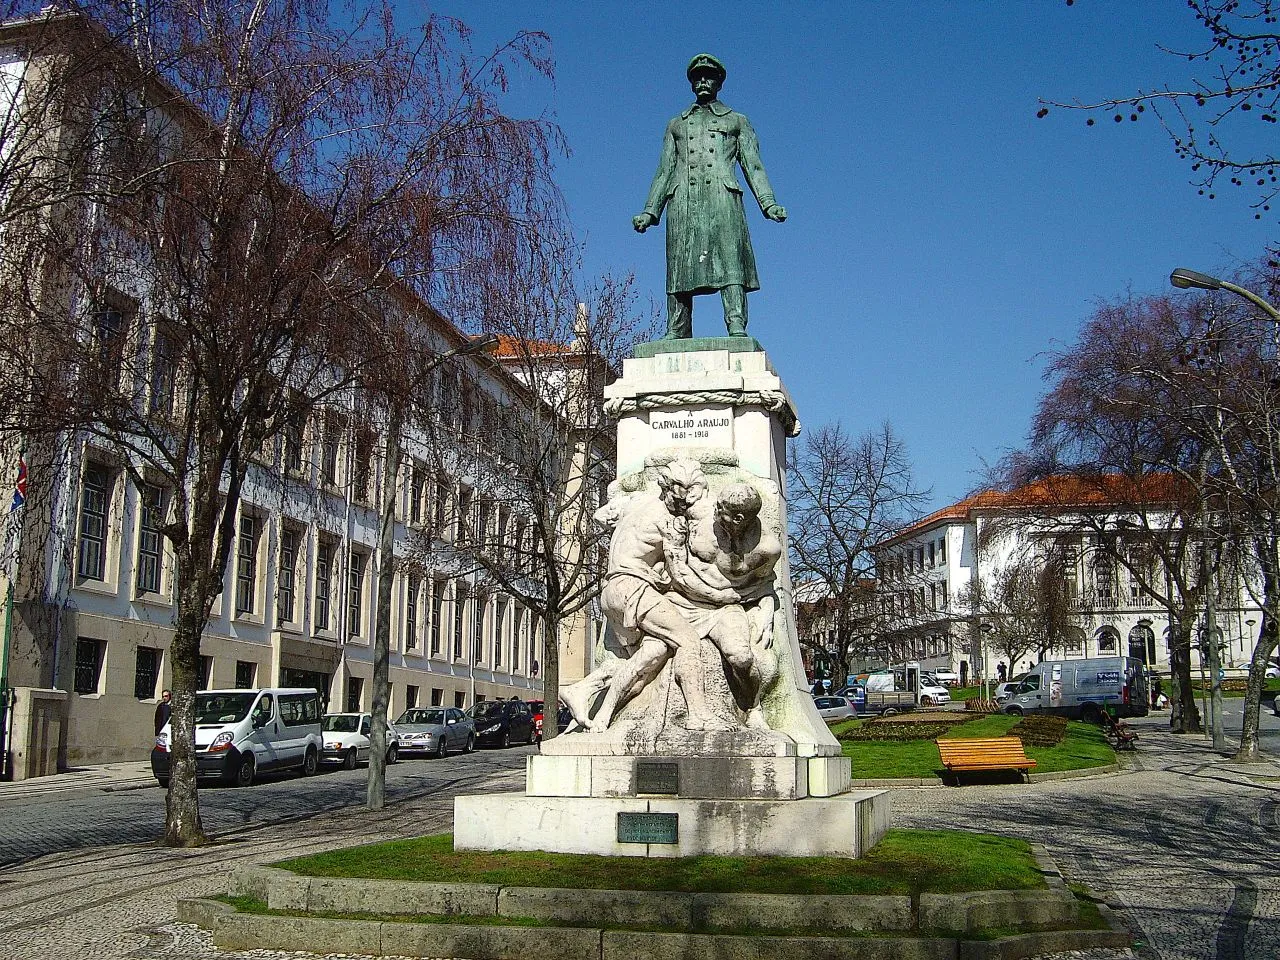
(1150, 674), (1163, 709)
(154, 689), (172, 735)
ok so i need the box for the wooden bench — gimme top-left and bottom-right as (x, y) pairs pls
(936, 737), (1037, 783)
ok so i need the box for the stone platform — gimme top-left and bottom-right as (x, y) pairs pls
(452, 789), (889, 858)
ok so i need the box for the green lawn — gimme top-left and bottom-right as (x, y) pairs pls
(271, 829), (1046, 897)
(946, 685), (985, 701)
(839, 714), (1116, 779)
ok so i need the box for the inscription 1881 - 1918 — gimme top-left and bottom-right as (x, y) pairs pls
(636, 760), (680, 795)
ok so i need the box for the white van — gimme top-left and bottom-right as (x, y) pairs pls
(1002, 657), (1149, 723)
(151, 688), (324, 787)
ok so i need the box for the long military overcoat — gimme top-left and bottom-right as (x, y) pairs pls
(642, 100), (778, 296)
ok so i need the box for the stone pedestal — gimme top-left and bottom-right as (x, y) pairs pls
(454, 343), (888, 858)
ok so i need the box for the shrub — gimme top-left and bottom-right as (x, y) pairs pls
(839, 717), (972, 743)
(1007, 714), (1068, 747)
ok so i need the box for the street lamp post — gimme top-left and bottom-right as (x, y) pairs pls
(1170, 268), (1280, 322)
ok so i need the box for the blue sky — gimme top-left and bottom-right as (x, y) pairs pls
(433, 1), (1275, 511)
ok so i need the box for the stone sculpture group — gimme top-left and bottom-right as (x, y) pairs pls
(562, 460), (782, 735)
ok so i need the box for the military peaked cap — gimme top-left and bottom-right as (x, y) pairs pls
(686, 53), (726, 82)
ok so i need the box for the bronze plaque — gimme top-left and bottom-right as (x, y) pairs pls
(617, 812), (679, 845)
(635, 760), (680, 795)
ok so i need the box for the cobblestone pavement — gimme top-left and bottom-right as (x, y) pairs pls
(2, 718), (1279, 959)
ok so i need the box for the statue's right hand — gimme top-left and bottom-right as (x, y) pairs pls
(632, 213), (655, 233)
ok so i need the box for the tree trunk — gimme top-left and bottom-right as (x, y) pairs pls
(1235, 614), (1276, 761)
(164, 583), (207, 846)
(541, 615), (561, 742)
(367, 407), (402, 811)
(1167, 618), (1203, 734)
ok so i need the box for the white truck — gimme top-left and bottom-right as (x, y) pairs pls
(1001, 657), (1149, 723)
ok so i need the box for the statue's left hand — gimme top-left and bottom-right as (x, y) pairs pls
(764, 204), (787, 223)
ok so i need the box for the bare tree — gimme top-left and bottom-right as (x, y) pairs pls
(411, 271), (651, 743)
(0, 2), (564, 842)
(956, 548), (1070, 680)
(787, 422), (930, 683)
(1040, 0), (1280, 219)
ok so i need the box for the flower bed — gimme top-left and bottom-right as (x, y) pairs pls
(1007, 714), (1068, 747)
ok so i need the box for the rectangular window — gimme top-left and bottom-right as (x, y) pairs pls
(453, 582), (468, 659)
(93, 304), (125, 370)
(430, 580), (445, 655)
(315, 542), (334, 631)
(433, 479), (449, 534)
(135, 483), (164, 594)
(134, 645), (161, 699)
(234, 515), (258, 615)
(235, 660), (256, 689)
(477, 499), (492, 550)
(73, 638), (104, 694)
(277, 528), (298, 625)
(938, 537), (946, 563)
(406, 684), (419, 708)
(199, 655), (213, 689)
(473, 592), (486, 664)
(457, 486), (473, 542)
(405, 574), (421, 650)
(347, 552), (365, 638)
(430, 687), (443, 706)
(149, 324), (178, 418)
(320, 417), (341, 486)
(352, 429), (374, 501)
(410, 463), (425, 524)
(76, 464), (110, 581)
(928, 542), (935, 566)
(283, 407), (305, 473)
(454, 691), (466, 709)
(494, 598), (505, 667)
(346, 676), (364, 713)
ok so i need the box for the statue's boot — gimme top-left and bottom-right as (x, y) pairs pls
(723, 285), (748, 337)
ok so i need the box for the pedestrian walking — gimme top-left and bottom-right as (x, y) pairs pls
(997, 662), (1007, 683)
(154, 690), (172, 734)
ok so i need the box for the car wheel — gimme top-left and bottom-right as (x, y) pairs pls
(1080, 703), (1101, 725)
(1006, 706), (1024, 717)
(527, 725), (537, 745)
(156, 778), (168, 789)
(386, 745), (398, 765)
(302, 747), (318, 776)
(921, 695), (934, 706)
(234, 755), (255, 788)
(501, 730), (511, 749)
(436, 737), (448, 759)
(465, 733), (476, 753)
(342, 748), (358, 770)
(882, 707), (898, 717)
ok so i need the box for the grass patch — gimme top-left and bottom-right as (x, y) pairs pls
(843, 714), (1114, 779)
(272, 829), (1044, 898)
(946, 685), (984, 701)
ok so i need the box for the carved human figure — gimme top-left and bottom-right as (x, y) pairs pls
(562, 466), (782, 733)
(633, 53), (786, 340)
(662, 482), (782, 728)
(561, 462), (727, 732)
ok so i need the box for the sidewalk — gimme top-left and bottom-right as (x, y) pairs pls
(0, 760), (154, 801)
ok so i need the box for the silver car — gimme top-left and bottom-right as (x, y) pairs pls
(813, 695), (857, 721)
(393, 707), (475, 758)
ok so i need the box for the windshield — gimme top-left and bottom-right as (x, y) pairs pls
(322, 715), (360, 733)
(397, 709), (445, 726)
(195, 692), (256, 725)
(467, 702), (504, 719)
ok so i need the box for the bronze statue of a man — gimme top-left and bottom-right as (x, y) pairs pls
(633, 54), (786, 340)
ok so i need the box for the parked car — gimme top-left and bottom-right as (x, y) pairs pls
(528, 700), (574, 743)
(994, 675), (1027, 703)
(932, 670), (959, 687)
(320, 713), (400, 769)
(151, 687), (323, 788)
(836, 684), (915, 717)
(466, 699), (536, 748)
(1267, 663), (1280, 680)
(393, 707), (475, 757)
(917, 678), (952, 706)
(813, 695), (857, 721)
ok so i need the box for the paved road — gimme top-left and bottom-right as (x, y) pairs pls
(0, 744), (535, 869)
(4, 714), (1280, 959)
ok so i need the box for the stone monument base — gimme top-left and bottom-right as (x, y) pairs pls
(453, 789), (889, 859)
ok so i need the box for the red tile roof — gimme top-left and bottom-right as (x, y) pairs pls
(877, 473), (1184, 548)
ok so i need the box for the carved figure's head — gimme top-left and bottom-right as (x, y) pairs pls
(715, 483), (762, 533)
(656, 460), (707, 514)
(687, 53), (725, 104)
